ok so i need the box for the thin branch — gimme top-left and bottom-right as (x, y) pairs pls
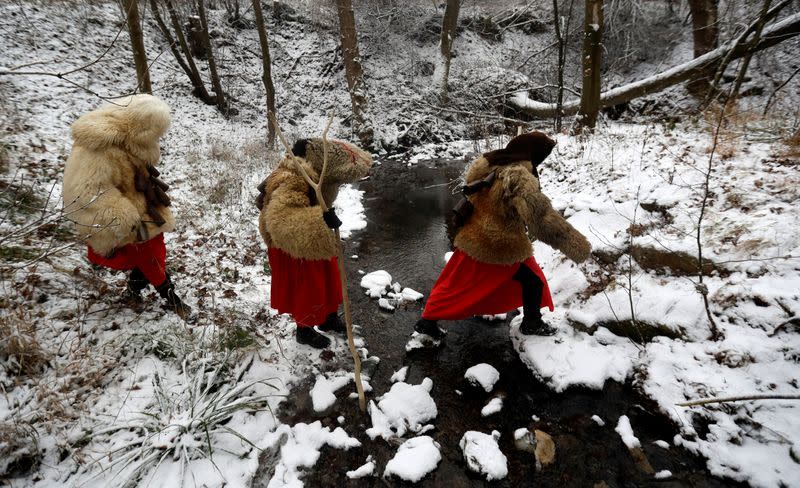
(678, 394), (800, 407)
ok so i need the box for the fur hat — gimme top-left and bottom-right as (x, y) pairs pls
(292, 138), (372, 183)
(483, 132), (556, 167)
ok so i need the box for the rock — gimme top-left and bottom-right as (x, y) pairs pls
(534, 430), (556, 470)
(628, 446), (655, 475)
(513, 428), (536, 454)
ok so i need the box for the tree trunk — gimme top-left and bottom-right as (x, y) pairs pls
(687, 0), (719, 95)
(435, 0), (461, 104)
(729, 0), (771, 102)
(196, 0), (228, 113)
(510, 12), (800, 117)
(573, 0), (603, 134)
(552, 0), (574, 132)
(160, 0), (213, 103)
(252, 0), (277, 147)
(334, 0), (373, 146)
(123, 0), (152, 93)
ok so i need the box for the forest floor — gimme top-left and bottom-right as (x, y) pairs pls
(1, 1), (799, 487)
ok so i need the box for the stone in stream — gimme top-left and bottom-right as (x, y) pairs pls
(512, 428), (556, 470)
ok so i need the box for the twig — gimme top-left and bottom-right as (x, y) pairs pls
(678, 394), (800, 407)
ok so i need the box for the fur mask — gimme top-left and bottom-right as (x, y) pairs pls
(292, 138), (372, 183)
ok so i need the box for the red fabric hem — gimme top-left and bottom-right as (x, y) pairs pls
(422, 248), (553, 321)
(268, 246), (342, 327)
(87, 234), (167, 286)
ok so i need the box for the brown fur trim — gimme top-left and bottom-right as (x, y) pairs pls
(453, 155), (591, 265)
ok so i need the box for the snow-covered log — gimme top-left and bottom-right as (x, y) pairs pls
(510, 12), (800, 118)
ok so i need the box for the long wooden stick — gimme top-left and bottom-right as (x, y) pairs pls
(678, 394), (800, 407)
(268, 111), (367, 412)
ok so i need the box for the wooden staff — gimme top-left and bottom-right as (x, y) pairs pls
(268, 111), (367, 412)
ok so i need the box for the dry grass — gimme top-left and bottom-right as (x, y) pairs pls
(0, 309), (48, 376)
(780, 129), (800, 158)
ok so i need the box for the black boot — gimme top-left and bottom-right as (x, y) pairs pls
(513, 264), (558, 336)
(124, 268), (149, 301)
(519, 314), (558, 336)
(318, 312), (346, 334)
(414, 318), (446, 340)
(296, 326), (331, 349)
(155, 274), (193, 320)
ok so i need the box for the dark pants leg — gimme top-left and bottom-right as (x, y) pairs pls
(513, 263), (543, 320)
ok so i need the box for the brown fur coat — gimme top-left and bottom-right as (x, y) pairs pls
(453, 156), (591, 265)
(257, 139), (372, 260)
(62, 95), (175, 257)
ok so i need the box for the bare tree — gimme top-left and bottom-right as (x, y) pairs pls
(334, 0), (373, 146)
(728, 0), (772, 102)
(252, 0), (277, 147)
(434, 0), (461, 104)
(149, 0), (214, 103)
(196, 0), (228, 113)
(573, 0), (604, 133)
(687, 0), (719, 95)
(123, 0), (152, 93)
(510, 12), (800, 117)
(552, 0), (575, 132)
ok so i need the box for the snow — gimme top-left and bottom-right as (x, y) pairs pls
(654, 440), (670, 449)
(481, 397), (504, 417)
(512, 320), (640, 392)
(346, 456), (376, 479)
(655, 470), (673, 479)
(335, 185), (367, 238)
(591, 415), (605, 426)
(464, 363), (500, 393)
(459, 431), (508, 481)
(366, 378), (438, 441)
(361, 270), (424, 309)
(310, 372), (352, 412)
(391, 366), (409, 383)
(268, 422), (361, 488)
(383, 436), (442, 482)
(405, 332), (442, 351)
(615, 415), (641, 449)
(360, 270), (393, 298)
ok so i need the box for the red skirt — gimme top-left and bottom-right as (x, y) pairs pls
(268, 247), (342, 327)
(87, 234), (167, 287)
(422, 249), (553, 321)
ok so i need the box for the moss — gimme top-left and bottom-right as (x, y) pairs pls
(0, 246), (38, 262)
(218, 325), (256, 351)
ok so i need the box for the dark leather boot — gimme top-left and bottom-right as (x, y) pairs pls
(318, 312), (346, 334)
(519, 314), (558, 336)
(296, 326), (331, 349)
(124, 268), (149, 301)
(414, 318), (446, 340)
(155, 274), (192, 320)
(513, 264), (557, 336)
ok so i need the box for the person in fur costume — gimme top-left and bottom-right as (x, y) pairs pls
(62, 94), (191, 318)
(415, 132), (591, 338)
(256, 138), (372, 349)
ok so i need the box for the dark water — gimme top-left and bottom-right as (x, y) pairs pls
(255, 160), (742, 488)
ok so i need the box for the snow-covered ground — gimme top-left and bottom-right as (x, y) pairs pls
(2, 1), (799, 487)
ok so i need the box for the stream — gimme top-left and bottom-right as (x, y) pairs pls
(254, 159), (742, 487)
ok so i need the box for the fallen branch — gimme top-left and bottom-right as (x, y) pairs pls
(510, 12), (800, 117)
(678, 394), (800, 407)
(267, 111), (367, 413)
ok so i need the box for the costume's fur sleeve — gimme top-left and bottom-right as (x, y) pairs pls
(62, 147), (141, 256)
(500, 166), (591, 263)
(262, 170), (338, 260)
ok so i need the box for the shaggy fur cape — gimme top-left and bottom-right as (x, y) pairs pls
(454, 135), (591, 265)
(257, 139), (372, 260)
(62, 95), (175, 256)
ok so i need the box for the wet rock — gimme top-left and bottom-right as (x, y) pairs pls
(630, 245), (722, 277)
(534, 429), (556, 470)
(570, 318), (682, 343)
(513, 428), (536, 454)
(628, 446), (655, 475)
